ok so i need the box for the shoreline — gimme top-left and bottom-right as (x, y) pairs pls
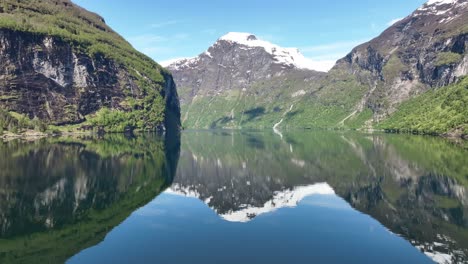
(0, 130), (95, 142)
(1, 127), (466, 143)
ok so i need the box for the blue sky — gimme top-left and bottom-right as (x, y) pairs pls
(73, 0), (428, 71)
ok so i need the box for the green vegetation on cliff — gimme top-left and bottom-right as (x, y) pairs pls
(435, 52), (463, 67)
(0, 0), (165, 83)
(285, 70), (369, 129)
(0, 109), (48, 134)
(179, 69), (368, 130)
(0, 0), (179, 134)
(378, 77), (468, 136)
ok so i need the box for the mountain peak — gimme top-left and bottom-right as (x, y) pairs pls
(165, 32), (329, 71)
(425, 0), (458, 5)
(417, 0), (467, 13)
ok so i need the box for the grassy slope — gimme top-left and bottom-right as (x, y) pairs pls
(181, 69), (368, 129)
(0, 0), (171, 132)
(0, 0), (165, 82)
(181, 67), (467, 138)
(181, 71), (320, 129)
(285, 69), (369, 129)
(378, 77), (468, 136)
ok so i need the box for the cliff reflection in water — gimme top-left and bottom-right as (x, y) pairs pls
(171, 131), (468, 263)
(0, 130), (466, 264)
(0, 133), (180, 264)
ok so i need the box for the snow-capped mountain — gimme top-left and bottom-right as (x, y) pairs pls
(167, 182), (336, 223)
(164, 32), (326, 128)
(165, 32), (323, 71)
(333, 0), (467, 121)
(417, 0), (467, 14)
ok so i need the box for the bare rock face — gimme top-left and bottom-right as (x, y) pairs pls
(0, 30), (116, 124)
(335, 0), (468, 119)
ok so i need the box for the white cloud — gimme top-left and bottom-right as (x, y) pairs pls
(150, 20), (182, 28)
(173, 33), (190, 40)
(128, 34), (167, 46)
(128, 33), (191, 60)
(141, 46), (175, 57)
(201, 29), (217, 35)
(258, 34), (280, 43)
(386, 17), (404, 26)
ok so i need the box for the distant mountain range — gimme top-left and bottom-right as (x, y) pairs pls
(166, 0), (467, 137)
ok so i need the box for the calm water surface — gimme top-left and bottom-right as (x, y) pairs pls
(0, 131), (467, 264)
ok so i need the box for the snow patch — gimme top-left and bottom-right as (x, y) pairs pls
(292, 89), (306, 98)
(426, 0), (457, 5)
(417, 0), (466, 14)
(165, 32), (335, 72)
(424, 252), (453, 264)
(412, 235), (465, 264)
(219, 32), (323, 71)
(220, 183), (336, 222)
(165, 184), (202, 199)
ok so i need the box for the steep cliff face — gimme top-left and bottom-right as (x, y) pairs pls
(335, 0), (468, 120)
(166, 33), (325, 129)
(0, 0), (180, 132)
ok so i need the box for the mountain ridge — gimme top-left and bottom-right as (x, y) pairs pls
(166, 0), (467, 136)
(166, 32), (326, 72)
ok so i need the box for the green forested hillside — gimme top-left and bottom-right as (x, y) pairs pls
(0, 0), (164, 82)
(378, 77), (468, 136)
(0, 0), (179, 134)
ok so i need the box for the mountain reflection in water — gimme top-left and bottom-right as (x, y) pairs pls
(0, 130), (466, 264)
(170, 131), (468, 263)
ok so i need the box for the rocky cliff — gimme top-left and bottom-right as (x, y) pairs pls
(0, 0), (180, 132)
(335, 0), (467, 120)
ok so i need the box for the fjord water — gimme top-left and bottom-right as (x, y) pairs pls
(0, 132), (467, 264)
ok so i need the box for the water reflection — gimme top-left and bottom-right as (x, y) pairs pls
(0, 134), (180, 264)
(171, 131), (468, 263)
(0, 130), (466, 264)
